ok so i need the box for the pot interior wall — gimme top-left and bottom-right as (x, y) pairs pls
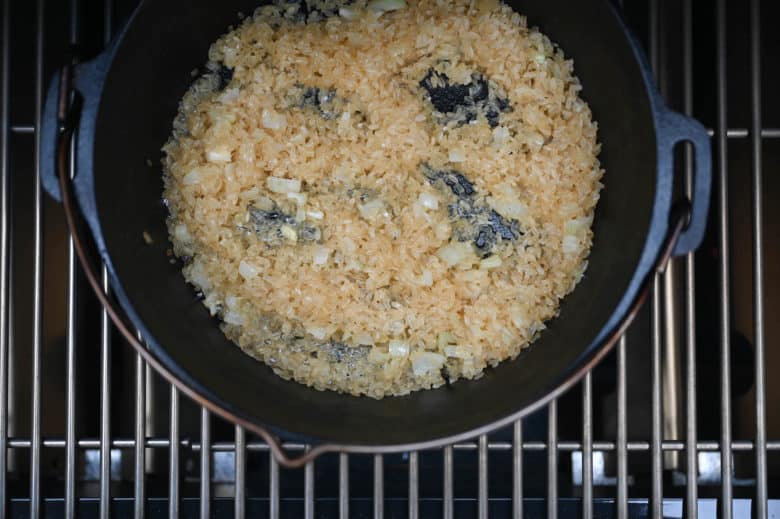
(92, 0), (656, 444)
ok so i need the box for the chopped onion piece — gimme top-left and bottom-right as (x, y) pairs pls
(183, 169), (202, 185)
(448, 149), (465, 163)
(339, 6), (359, 19)
(437, 332), (457, 349)
(286, 192), (307, 205)
(388, 339), (410, 357)
(368, 0), (406, 14)
(355, 332), (374, 345)
(510, 306), (528, 330)
(262, 108), (287, 130)
(206, 146), (232, 163)
(280, 225), (298, 242)
(238, 260), (259, 280)
(411, 351), (445, 376)
(306, 210), (324, 220)
(418, 269), (433, 287)
(358, 198), (386, 219)
(480, 255), (502, 270)
(312, 247), (331, 265)
(223, 310), (243, 325)
(564, 215), (592, 236)
(266, 176), (301, 194)
(562, 235), (579, 254)
(437, 241), (474, 267)
(492, 125), (510, 145)
(418, 192), (439, 210)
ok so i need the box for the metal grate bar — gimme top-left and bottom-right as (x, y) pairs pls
(616, 336), (628, 519)
(304, 452), (315, 519)
(682, 1), (698, 517)
(99, 4), (114, 517)
(6, 436), (780, 451)
(547, 399), (557, 519)
(0, 0), (11, 515)
(134, 352), (145, 519)
(339, 452), (349, 519)
(200, 409), (211, 519)
(235, 425), (246, 519)
(512, 421), (523, 519)
(269, 452), (280, 519)
(651, 275), (662, 518)
(374, 454), (384, 519)
(409, 451), (419, 519)
(715, 1), (733, 517)
(169, 386), (180, 518)
(443, 446), (453, 519)
(581, 374), (592, 519)
(65, 5), (80, 515)
(749, 1), (767, 517)
(478, 435), (488, 519)
(65, 137), (77, 519)
(30, 0), (46, 515)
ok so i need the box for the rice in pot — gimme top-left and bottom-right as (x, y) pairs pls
(162, 0), (603, 398)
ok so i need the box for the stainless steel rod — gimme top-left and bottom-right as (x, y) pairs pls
(5, 436), (779, 452)
(64, 121), (78, 519)
(581, 374), (592, 519)
(134, 352), (146, 519)
(443, 446), (453, 519)
(617, 336), (628, 519)
(547, 399), (557, 519)
(269, 453), (280, 519)
(339, 452), (349, 519)
(478, 435), (488, 519)
(513, 421), (523, 519)
(651, 275), (663, 518)
(169, 385), (180, 519)
(30, 0), (45, 514)
(304, 449), (315, 519)
(750, 1), (767, 517)
(0, 0), (9, 511)
(200, 408), (210, 519)
(682, 1), (698, 517)
(374, 454), (384, 519)
(716, 1), (733, 517)
(409, 451), (419, 519)
(235, 425), (246, 519)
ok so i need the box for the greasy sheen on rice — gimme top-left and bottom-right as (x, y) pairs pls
(162, 0), (603, 398)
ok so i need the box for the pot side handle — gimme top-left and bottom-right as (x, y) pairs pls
(656, 108), (712, 256)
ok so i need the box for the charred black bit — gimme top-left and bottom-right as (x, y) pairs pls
(320, 341), (370, 363)
(419, 69), (511, 128)
(440, 365), (452, 386)
(274, 0), (345, 22)
(247, 202), (321, 246)
(422, 164), (475, 197)
(290, 85), (342, 120)
(421, 163), (522, 257)
(216, 64), (234, 91)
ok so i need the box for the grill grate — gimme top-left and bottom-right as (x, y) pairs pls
(1, 0), (779, 517)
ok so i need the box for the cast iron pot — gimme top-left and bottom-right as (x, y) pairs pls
(41, 0), (711, 467)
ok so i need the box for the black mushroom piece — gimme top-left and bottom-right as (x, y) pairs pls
(216, 64), (234, 91)
(247, 203), (321, 246)
(319, 341), (370, 364)
(422, 163), (522, 257)
(419, 69), (511, 128)
(274, 0), (344, 23)
(288, 85), (343, 120)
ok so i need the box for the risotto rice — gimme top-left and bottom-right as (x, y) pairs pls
(162, 0), (603, 398)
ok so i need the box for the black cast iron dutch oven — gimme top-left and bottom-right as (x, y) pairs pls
(41, 0), (711, 466)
